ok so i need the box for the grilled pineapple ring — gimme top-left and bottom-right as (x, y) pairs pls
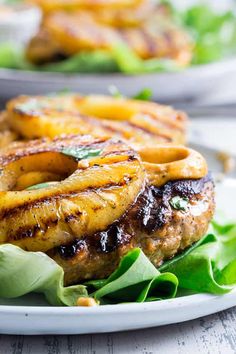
(0, 135), (145, 252)
(7, 94), (187, 145)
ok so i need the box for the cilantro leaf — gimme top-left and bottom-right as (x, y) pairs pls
(62, 147), (102, 160)
(170, 196), (189, 211)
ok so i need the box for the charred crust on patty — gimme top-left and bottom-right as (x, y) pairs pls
(55, 174), (214, 262)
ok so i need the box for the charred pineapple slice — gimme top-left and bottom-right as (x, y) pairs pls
(0, 135), (145, 252)
(7, 94), (187, 145)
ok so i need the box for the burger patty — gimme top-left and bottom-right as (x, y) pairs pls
(50, 174), (214, 285)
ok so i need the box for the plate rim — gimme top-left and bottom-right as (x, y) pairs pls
(0, 288), (236, 315)
(0, 56), (235, 82)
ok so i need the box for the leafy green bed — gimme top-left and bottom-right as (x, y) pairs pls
(0, 3), (235, 73)
(0, 220), (235, 306)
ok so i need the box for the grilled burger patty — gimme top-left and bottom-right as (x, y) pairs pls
(0, 134), (214, 285)
(6, 94), (187, 145)
(52, 174), (214, 285)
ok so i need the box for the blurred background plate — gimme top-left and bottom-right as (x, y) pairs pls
(0, 56), (236, 102)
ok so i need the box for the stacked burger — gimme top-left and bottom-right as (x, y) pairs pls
(0, 92), (214, 286)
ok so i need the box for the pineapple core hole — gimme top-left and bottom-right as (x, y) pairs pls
(3, 152), (78, 191)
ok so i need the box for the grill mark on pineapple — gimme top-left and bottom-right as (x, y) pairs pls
(141, 110), (187, 131)
(64, 210), (83, 223)
(9, 210), (87, 241)
(0, 178), (135, 220)
(12, 224), (41, 240)
(95, 122), (130, 136)
(52, 135), (107, 144)
(79, 115), (130, 135)
(9, 217), (59, 241)
(125, 122), (172, 142)
(138, 28), (158, 57)
(0, 142), (136, 166)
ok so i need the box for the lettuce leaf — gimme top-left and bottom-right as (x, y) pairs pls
(0, 245), (178, 306)
(87, 248), (178, 304)
(40, 51), (119, 73)
(0, 221), (235, 306)
(0, 244), (88, 306)
(111, 43), (181, 74)
(181, 5), (236, 65)
(0, 43), (28, 69)
(0, 45), (118, 73)
(160, 222), (236, 294)
(0, 42), (179, 74)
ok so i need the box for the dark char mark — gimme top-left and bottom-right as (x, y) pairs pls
(58, 239), (86, 259)
(134, 173), (212, 234)
(57, 225), (132, 259)
(95, 224), (132, 253)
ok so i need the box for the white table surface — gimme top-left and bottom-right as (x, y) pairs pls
(0, 115), (236, 353)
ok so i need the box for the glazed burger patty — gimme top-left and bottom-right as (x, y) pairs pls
(51, 174), (214, 285)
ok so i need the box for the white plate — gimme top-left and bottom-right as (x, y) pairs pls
(0, 146), (235, 335)
(0, 57), (236, 101)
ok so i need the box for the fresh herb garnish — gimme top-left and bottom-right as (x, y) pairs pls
(17, 99), (42, 114)
(108, 85), (123, 98)
(170, 196), (189, 211)
(26, 182), (57, 190)
(133, 88), (153, 101)
(47, 89), (72, 96)
(109, 86), (153, 101)
(62, 147), (102, 160)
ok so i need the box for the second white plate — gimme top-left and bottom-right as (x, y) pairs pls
(0, 58), (236, 101)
